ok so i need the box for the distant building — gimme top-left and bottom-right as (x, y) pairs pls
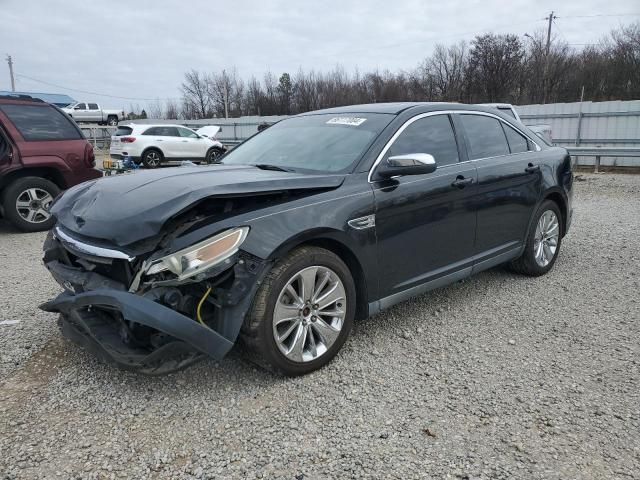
(0, 91), (76, 107)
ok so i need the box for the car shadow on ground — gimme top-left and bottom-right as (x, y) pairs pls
(0, 219), (20, 234)
(45, 264), (524, 400)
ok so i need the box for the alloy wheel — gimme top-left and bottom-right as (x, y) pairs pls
(15, 188), (54, 224)
(534, 210), (559, 267)
(146, 151), (160, 167)
(272, 266), (346, 363)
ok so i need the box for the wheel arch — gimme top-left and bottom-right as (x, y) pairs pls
(141, 146), (164, 159)
(0, 167), (68, 192)
(267, 231), (369, 321)
(542, 189), (568, 237)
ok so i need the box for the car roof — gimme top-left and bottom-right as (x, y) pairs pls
(479, 103), (515, 109)
(0, 94), (47, 105)
(298, 102), (509, 116)
(123, 123), (193, 131)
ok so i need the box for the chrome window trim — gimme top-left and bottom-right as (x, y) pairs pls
(368, 110), (541, 183)
(54, 227), (135, 262)
(457, 111), (542, 156)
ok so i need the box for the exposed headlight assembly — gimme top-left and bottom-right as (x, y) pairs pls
(145, 227), (249, 281)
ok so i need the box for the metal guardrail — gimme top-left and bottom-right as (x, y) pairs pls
(80, 125), (116, 151)
(566, 147), (640, 172)
(80, 124), (639, 172)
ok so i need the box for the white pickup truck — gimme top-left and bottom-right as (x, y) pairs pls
(62, 102), (125, 126)
(481, 103), (553, 144)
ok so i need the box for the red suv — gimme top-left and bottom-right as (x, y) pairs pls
(0, 95), (102, 232)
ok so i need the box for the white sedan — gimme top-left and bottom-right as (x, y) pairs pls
(110, 124), (226, 168)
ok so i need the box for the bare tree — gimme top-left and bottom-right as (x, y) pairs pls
(209, 68), (246, 118)
(165, 99), (180, 119)
(467, 34), (524, 102)
(181, 70), (213, 119)
(147, 99), (165, 119)
(424, 42), (467, 101)
(245, 76), (263, 115)
(609, 23), (640, 99)
(174, 21), (639, 118)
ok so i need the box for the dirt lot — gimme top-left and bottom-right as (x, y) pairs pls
(1, 174), (638, 479)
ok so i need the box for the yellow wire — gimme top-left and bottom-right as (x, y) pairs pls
(196, 287), (212, 326)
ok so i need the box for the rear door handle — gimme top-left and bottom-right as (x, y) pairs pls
(525, 163), (540, 174)
(451, 176), (473, 188)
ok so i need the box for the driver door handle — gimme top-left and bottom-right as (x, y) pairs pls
(451, 176), (473, 188)
(525, 163), (540, 174)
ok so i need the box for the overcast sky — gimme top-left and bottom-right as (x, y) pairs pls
(1, 0), (638, 109)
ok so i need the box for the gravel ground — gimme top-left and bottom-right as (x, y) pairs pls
(1, 173), (639, 479)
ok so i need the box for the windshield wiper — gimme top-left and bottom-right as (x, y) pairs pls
(252, 163), (295, 172)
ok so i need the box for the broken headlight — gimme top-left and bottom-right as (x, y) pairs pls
(145, 227), (249, 281)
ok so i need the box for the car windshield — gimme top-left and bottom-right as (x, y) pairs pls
(221, 113), (394, 173)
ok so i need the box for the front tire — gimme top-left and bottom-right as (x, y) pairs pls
(205, 147), (225, 164)
(510, 199), (563, 276)
(1, 177), (60, 232)
(141, 149), (163, 168)
(241, 246), (356, 376)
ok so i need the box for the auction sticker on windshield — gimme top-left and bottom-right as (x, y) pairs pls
(326, 117), (367, 126)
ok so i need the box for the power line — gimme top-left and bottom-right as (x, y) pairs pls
(560, 13), (640, 18)
(14, 73), (180, 101)
(552, 18), (570, 45)
(311, 19), (546, 60)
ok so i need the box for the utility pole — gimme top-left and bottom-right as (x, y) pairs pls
(223, 81), (229, 119)
(543, 11), (557, 104)
(6, 54), (15, 92)
(545, 11), (556, 56)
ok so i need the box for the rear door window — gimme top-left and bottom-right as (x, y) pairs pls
(114, 126), (133, 136)
(459, 114), (509, 159)
(142, 127), (159, 136)
(502, 123), (530, 153)
(157, 126), (179, 137)
(88, 103), (99, 110)
(0, 104), (83, 141)
(386, 115), (459, 167)
(143, 126), (179, 137)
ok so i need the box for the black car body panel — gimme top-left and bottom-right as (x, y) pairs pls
(40, 103), (573, 374)
(51, 165), (346, 246)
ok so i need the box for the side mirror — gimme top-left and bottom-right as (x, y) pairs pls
(376, 153), (437, 179)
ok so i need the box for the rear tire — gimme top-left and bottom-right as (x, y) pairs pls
(107, 116), (118, 126)
(1, 177), (60, 232)
(241, 246), (356, 376)
(141, 149), (163, 168)
(509, 200), (563, 276)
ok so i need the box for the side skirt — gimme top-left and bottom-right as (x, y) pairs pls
(368, 245), (522, 316)
(369, 267), (472, 316)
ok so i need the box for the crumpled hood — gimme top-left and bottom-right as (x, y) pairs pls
(52, 165), (345, 246)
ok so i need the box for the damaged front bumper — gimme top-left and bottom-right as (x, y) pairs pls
(41, 290), (235, 374)
(40, 231), (268, 374)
